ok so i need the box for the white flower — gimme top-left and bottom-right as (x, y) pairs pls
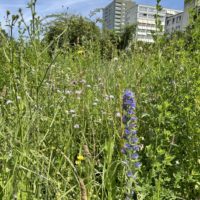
(75, 90), (82, 95)
(74, 124), (80, 129)
(94, 98), (99, 102)
(113, 57), (118, 62)
(69, 109), (75, 114)
(104, 95), (109, 100)
(109, 95), (114, 99)
(93, 102), (97, 106)
(175, 160), (180, 165)
(72, 114), (76, 118)
(80, 79), (86, 84)
(86, 84), (91, 88)
(65, 90), (72, 95)
(116, 112), (121, 118)
(139, 46), (143, 51)
(6, 100), (13, 105)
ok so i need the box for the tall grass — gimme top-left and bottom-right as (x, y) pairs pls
(0, 2), (200, 200)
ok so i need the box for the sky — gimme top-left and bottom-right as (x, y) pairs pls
(0, 0), (184, 32)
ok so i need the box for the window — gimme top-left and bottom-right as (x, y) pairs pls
(172, 18), (175, 23)
(139, 6), (148, 12)
(139, 13), (147, 18)
(138, 29), (146, 32)
(166, 19), (171, 25)
(176, 16), (182, 23)
(148, 8), (156, 12)
(148, 14), (155, 19)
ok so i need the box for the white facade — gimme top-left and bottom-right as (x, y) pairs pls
(165, 12), (184, 33)
(165, 0), (200, 34)
(103, 0), (134, 32)
(103, 0), (199, 42)
(126, 4), (182, 42)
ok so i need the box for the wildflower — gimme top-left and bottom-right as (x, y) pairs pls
(86, 84), (91, 88)
(131, 153), (139, 160)
(77, 155), (85, 161)
(74, 124), (80, 129)
(134, 162), (142, 168)
(121, 89), (142, 197)
(121, 148), (126, 154)
(116, 112), (121, 118)
(75, 160), (81, 165)
(65, 90), (72, 95)
(80, 79), (86, 84)
(69, 109), (76, 114)
(6, 100), (13, 105)
(109, 95), (114, 99)
(131, 138), (139, 143)
(94, 98), (99, 102)
(93, 102), (97, 106)
(75, 155), (85, 165)
(77, 50), (84, 55)
(75, 90), (82, 95)
(133, 145), (140, 151)
(127, 171), (133, 177)
(113, 57), (118, 62)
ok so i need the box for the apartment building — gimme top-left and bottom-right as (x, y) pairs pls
(103, 0), (199, 42)
(165, 0), (200, 33)
(126, 4), (182, 42)
(165, 12), (184, 33)
(103, 0), (134, 32)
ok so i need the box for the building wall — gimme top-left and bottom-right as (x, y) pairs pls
(103, 0), (134, 32)
(103, 1), (115, 30)
(103, 0), (199, 42)
(165, 12), (184, 33)
(165, 0), (200, 33)
(126, 4), (182, 42)
(183, 0), (200, 28)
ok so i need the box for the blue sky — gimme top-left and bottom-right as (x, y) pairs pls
(0, 0), (184, 28)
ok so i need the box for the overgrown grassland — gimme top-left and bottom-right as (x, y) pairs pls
(0, 9), (200, 200)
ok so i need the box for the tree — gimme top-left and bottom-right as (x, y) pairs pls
(44, 13), (100, 55)
(117, 24), (136, 50)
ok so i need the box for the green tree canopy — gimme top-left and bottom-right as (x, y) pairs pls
(44, 13), (100, 54)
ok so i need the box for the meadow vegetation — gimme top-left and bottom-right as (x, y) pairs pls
(0, 1), (200, 199)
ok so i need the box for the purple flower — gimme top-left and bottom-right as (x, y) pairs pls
(133, 145), (140, 151)
(132, 130), (137, 135)
(130, 117), (137, 121)
(127, 171), (133, 177)
(121, 148), (127, 154)
(121, 89), (142, 197)
(128, 123), (136, 128)
(131, 138), (139, 143)
(124, 144), (132, 149)
(135, 162), (142, 168)
(124, 90), (134, 97)
(128, 109), (135, 115)
(131, 153), (139, 159)
(122, 116), (129, 124)
(125, 129), (131, 135)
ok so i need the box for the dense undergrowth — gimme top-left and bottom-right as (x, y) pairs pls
(0, 2), (200, 200)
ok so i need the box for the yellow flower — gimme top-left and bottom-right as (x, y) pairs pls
(77, 50), (84, 55)
(75, 160), (81, 165)
(77, 155), (85, 161)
